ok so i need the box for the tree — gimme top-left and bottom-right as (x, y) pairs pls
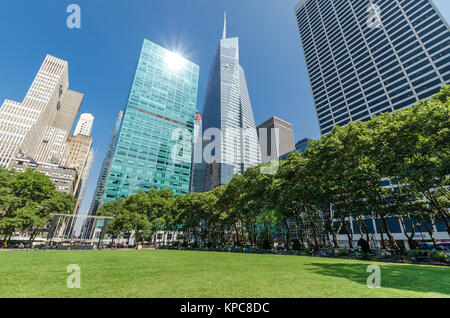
(257, 209), (279, 244)
(0, 169), (75, 247)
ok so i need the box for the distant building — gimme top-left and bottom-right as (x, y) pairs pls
(295, 0), (450, 135)
(190, 111), (205, 193)
(101, 39), (199, 205)
(257, 116), (295, 164)
(279, 137), (313, 161)
(295, 138), (312, 154)
(61, 134), (93, 172)
(74, 113), (94, 136)
(89, 111), (123, 215)
(9, 158), (78, 195)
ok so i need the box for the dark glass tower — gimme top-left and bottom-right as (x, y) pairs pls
(295, 0), (450, 135)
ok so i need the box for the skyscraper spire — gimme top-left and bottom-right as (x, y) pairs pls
(222, 12), (227, 39)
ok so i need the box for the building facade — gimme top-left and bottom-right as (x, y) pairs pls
(9, 158), (78, 194)
(34, 89), (84, 165)
(295, 0), (450, 135)
(257, 116), (295, 164)
(101, 39), (199, 204)
(74, 113), (94, 136)
(0, 55), (79, 167)
(201, 15), (261, 190)
(89, 111), (123, 215)
(61, 134), (93, 171)
(279, 137), (313, 161)
(295, 138), (313, 153)
(190, 110), (206, 193)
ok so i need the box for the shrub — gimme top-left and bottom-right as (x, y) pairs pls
(259, 239), (271, 250)
(430, 250), (448, 262)
(407, 250), (420, 259)
(357, 238), (372, 254)
(337, 248), (351, 257)
(292, 239), (302, 251)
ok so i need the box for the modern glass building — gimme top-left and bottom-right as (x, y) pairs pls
(201, 15), (261, 190)
(89, 111), (123, 215)
(295, 138), (312, 154)
(295, 0), (450, 135)
(279, 137), (313, 161)
(101, 39), (199, 204)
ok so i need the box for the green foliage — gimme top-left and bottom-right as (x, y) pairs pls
(0, 168), (75, 245)
(96, 86), (450, 252)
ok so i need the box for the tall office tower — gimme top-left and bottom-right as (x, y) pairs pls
(35, 89), (84, 164)
(0, 55), (80, 167)
(202, 14), (261, 190)
(89, 111), (123, 215)
(295, 0), (450, 135)
(101, 39), (199, 205)
(190, 111), (206, 193)
(74, 113), (94, 136)
(257, 116), (295, 164)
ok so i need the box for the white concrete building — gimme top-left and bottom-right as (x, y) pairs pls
(74, 113), (94, 136)
(0, 55), (83, 168)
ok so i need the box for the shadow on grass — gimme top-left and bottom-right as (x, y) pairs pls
(307, 262), (450, 295)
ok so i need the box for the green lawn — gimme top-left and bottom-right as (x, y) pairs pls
(0, 249), (448, 298)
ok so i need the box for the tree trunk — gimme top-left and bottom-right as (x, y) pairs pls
(282, 218), (291, 249)
(357, 215), (371, 242)
(399, 215), (416, 250)
(234, 223), (240, 245)
(325, 210), (339, 248)
(27, 229), (38, 247)
(354, 217), (364, 237)
(379, 215), (399, 251)
(422, 191), (450, 235)
(419, 215), (438, 249)
(294, 219), (304, 247)
(340, 215), (353, 249)
(374, 217), (386, 249)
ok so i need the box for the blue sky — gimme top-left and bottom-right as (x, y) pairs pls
(0, 0), (449, 216)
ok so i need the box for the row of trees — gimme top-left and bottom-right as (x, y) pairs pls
(97, 86), (448, 250)
(0, 168), (75, 246)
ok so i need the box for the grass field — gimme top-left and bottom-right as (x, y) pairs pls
(0, 249), (448, 298)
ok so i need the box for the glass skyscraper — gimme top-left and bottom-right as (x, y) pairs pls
(101, 39), (199, 204)
(89, 111), (123, 215)
(201, 15), (261, 190)
(295, 0), (450, 135)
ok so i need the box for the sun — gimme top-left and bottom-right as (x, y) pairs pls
(166, 52), (184, 71)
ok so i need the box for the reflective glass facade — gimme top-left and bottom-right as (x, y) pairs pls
(202, 36), (261, 190)
(89, 111), (123, 215)
(295, 0), (450, 135)
(101, 39), (199, 204)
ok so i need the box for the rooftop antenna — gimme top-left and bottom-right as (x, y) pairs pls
(222, 12), (227, 39)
